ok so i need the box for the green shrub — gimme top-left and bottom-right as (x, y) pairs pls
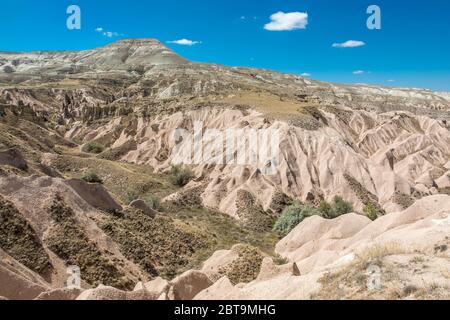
(72, 137), (84, 145)
(332, 196), (353, 216)
(169, 165), (195, 187)
(273, 254), (289, 265)
(364, 202), (379, 221)
(320, 196), (354, 219)
(46, 122), (56, 130)
(145, 195), (163, 212)
(273, 202), (320, 236)
(319, 201), (333, 218)
(82, 141), (105, 154)
(125, 191), (138, 205)
(81, 170), (103, 184)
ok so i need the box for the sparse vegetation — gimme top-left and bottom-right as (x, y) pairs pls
(344, 173), (384, 215)
(273, 254), (289, 265)
(145, 194), (163, 211)
(319, 196), (353, 219)
(173, 206), (279, 273)
(125, 190), (138, 205)
(2, 41), (450, 301)
(236, 190), (274, 232)
(82, 141), (105, 154)
(269, 191), (293, 215)
(273, 202), (320, 236)
(45, 194), (132, 290)
(331, 196), (354, 216)
(314, 243), (415, 300)
(98, 140), (137, 161)
(169, 165), (195, 187)
(0, 195), (52, 277)
(72, 137), (84, 145)
(364, 202), (380, 221)
(81, 169), (103, 184)
(96, 209), (211, 279)
(318, 200), (333, 218)
(217, 245), (264, 285)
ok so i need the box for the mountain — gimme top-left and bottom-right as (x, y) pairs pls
(0, 39), (449, 300)
(0, 39), (187, 80)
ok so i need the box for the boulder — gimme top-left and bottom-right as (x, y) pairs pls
(256, 257), (301, 281)
(76, 285), (159, 300)
(0, 264), (48, 300)
(133, 277), (169, 296)
(129, 199), (157, 218)
(66, 179), (122, 212)
(194, 276), (235, 300)
(169, 270), (213, 300)
(0, 148), (27, 170)
(435, 171), (450, 189)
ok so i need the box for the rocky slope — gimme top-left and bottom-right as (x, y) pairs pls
(196, 195), (450, 300)
(0, 39), (449, 300)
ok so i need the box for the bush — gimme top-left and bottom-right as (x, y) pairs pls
(332, 196), (353, 216)
(82, 141), (105, 154)
(273, 254), (289, 265)
(320, 196), (354, 219)
(169, 165), (195, 187)
(364, 202), (379, 221)
(81, 170), (103, 184)
(145, 195), (163, 212)
(125, 191), (138, 205)
(72, 137), (84, 145)
(273, 202), (320, 236)
(319, 201), (333, 218)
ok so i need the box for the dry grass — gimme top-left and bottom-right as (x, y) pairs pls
(47, 152), (177, 203)
(355, 243), (411, 263)
(218, 91), (325, 130)
(219, 91), (303, 116)
(314, 243), (413, 300)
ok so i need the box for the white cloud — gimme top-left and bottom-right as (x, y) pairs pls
(264, 12), (308, 31)
(95, 27), (121, 38)
(332, 40), (366, 48)
(167, 39), (201, 46)
(104, 31), (119, 38)
(301, 73), (311, 77)
(353, 70), (365, 75)
(387, 79), (395, 82)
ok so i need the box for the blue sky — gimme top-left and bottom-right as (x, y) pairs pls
(1, 0), (450, 91)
